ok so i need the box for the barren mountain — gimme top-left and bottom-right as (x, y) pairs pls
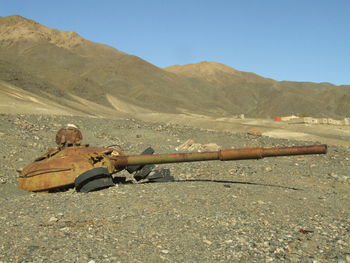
(165, 62), (350, 118)
(0, 15), (349, 118)
(165, 61), (265, 83)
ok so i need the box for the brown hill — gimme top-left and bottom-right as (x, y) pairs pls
(165, 62), (350, 118)
(0, 15), (349, 118)
(165, 61), (265, 83)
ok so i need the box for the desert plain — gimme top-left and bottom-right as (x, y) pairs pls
(0, 15), (349, 263)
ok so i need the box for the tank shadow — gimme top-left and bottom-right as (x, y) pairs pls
(142, 178), (302, 191)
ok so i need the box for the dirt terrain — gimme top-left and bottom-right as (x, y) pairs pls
(1, 14), (349, 263)
(1, 78), (350, 149)
(0, 113), (349, 263)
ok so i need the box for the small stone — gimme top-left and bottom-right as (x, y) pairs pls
(247, 128), (262, 136)
(328, 173), (338, 178)
(160, 249), (169, 254)
(203, 239), (212, 245)
(201, 143), (221, 152)
(265, 167), (272, 172)
(336, 240), (345, 245)
(262, 220), (269, 225)
(49, 217), (58, 222)
(88, 260), (96, 263)
(176, 139), (220, 152)
(339, 176), (349, 183)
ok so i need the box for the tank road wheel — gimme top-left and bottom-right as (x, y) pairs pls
(126, 147), (156, 181)
(134, 164), (155, 181)
(74, 167), (114, 193)
(126, 147), (154, 173)
(147, 168), (174, 182)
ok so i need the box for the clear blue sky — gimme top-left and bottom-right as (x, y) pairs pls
(1, 0), (349, 85)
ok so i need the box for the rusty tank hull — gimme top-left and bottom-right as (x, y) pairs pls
(18, 143), (327, 192)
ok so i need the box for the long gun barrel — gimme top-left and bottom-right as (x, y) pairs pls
(111, 144), (327, 168)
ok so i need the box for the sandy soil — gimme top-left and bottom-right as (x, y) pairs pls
(0, 113), (349, 262)
(1, 82), (349, 147)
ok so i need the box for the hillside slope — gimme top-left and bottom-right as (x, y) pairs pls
(165, 62), (350, 118)
(0, 15), (349, 118)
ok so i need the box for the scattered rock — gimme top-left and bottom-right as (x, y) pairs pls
(0, 113), (349, 263)
(48, 217), (59, 222)
(265, 167), (273, 172)
(247, 128), (262, 136)
(203, 239), (212, 245)
(328, 172), (338, 178)
(175, 139), (220, 152)
(0, 177), (6, 184)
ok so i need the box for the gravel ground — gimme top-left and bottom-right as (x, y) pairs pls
(0, 113), (349, 263)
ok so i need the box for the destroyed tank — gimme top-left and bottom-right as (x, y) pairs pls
(18, 126), (328, 192)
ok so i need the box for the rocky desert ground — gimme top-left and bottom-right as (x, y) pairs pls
(0, 113), (349, 263)
(1, 14), (350, 263)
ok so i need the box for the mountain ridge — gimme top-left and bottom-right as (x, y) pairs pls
(0, 15), (349, 119)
